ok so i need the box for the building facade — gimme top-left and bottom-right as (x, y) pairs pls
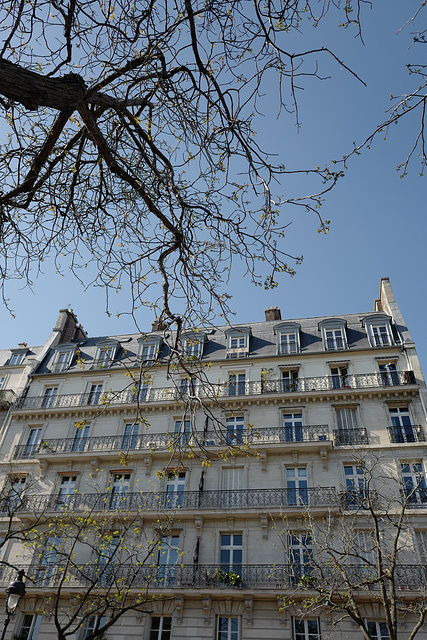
(0, 278), (426, 640)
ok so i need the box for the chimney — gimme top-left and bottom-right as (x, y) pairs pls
(152, 319), (166, 332)
(54, 309), (87, 343)
(265, 307), (281, 322)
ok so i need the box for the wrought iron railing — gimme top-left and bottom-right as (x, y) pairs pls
(0, 389), (15, 405)
(11, 371), (416, 411)
(12, 425), (331, 459)
(333, 428), (368, 446)
(387, 425), (425, 444)
(6, 486), (339, 515)
(0, 563), (424, 591)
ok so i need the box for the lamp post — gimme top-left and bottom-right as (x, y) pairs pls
(1, 570), (26, 640)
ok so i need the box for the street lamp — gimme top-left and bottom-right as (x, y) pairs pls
(1, 570), (26, 640)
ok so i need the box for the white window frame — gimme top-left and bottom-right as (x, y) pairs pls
(343, 464), (367, 507)
(274, 322), (301, 355)
(0, 375), (7, 390)
(220, 533), (243, 573)
(318, 319), (348, 351)
(330, 365), (350, 389)
(149, 616), (172, 640)
(400, 462), (427, 505)
(165, 470), (186, 508)
(225, 415), (244, 445)
(6, 475), (26, 511)
(182, 331), (206, 360)
(87, 382), (103, 405)
(137, 335), (162, 363)
(72, 424), (90, 452)
(8, 351), (25, 366)
(79, 615), (106, 640)
(286, 467), (308, 506)
(293, 618), (320, 640)
(335, 407), (359, 431)
(227, 372), (246, 396)
(362, 314), (396, 348)
(366, 621), (390, 640)
(225, 327), (251, 358)
(57, 474), (77, 509)
(282, 412), (304, 442)
(109, 472), (131, 509)
(93, 342), (117, 369)
(122, 423), (139, 449)
(51, 347), (75, 372)
(216, 616), (240, 640)
(24, 427), (42, 457)
(42, 386), (58, 408)
(17, 614), (42, 640)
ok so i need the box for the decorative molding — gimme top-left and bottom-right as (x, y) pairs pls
(195, 516), (203, 537)
(202, 596), (211, 624)
(144, 455), (152, 476)
(260, 515), (268, 540)
(319, 447), (328, 470)
(175, 596), (184, 624)
(259, 450), (267, 472)
(244, 597), (253, 626)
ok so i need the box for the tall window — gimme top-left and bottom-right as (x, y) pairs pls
(222, 468), (244, 507)
(416, 530), (427, 563)
(37, 536), (59, 584)
(174, 419), (190, 446)
(294, 619), (320, 640)
(134, 381), (149, 402)
(279, 332), (298, 354)
(57, 475), (77, 509)
(325, 328), (344, 350)
(282, 412), (303, 442)
(24, 428), (42, 457)
(72, 425), (90, 452)
(367, 621), (390, 640)
(389, 407), (415, 443)
(379, 363), (399, 386)
(79, 616), (106, 640)
(289, 534), (313, 580)
(401, 462), (427, 505)
(217, 617), (239, 640)
(87, 383), (103, 405)
(220, 533), (242, 574)
(122, 423), (139, 449)
(228, 373), (246, 396)
(336, 407), (358, 430)
(343, 464), (367, 508)
(150, 616), (172, 640)
(109, 473), (131, 509)
(54, 351), (72, 372)
(42, 387), (58, 408)
(7, 476), (26, 511)
(158, 535), (179, 586)
(166, 471), (186, 508)
(286, 467), (308, 506)
(225, 415), (244, 445)
(330, 366), (349, 389)
(281, 369), (299, 393)
(18, 614), (42, 640)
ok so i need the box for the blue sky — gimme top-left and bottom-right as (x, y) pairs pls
(1, 2), (426, 371)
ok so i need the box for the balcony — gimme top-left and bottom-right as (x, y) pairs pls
(333, 428), (368, 446)
(0, 563), (424, 592)
(8, 486), (339, 515)
(0, 389), (15, 407)
(387, 425), (425, 444)
(12, 425), (331, 459)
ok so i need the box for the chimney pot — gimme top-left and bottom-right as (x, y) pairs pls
(265, 307), (281, 321)
(152, 319), (166, 332)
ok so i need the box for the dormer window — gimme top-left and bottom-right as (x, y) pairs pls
(51, 345), (76, 373)
(319, 319), (348, 352)
(138, 335), (162, 364)
(274, 322), (301, 355)
(182, 331), (207, 360)
(225, 327), (251, 358)
(92, 340), (118, 369)
(8, 351), (25, 366)
(362, 314), (395, 348)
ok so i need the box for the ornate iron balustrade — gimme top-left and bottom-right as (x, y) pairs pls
(0, 563), (424, 591)
(11, 371), (416, 412)
(0, 389), (15, 405)
(12, 425), (331, 459)
(333, 428), (368, 446)
(9, 486), (339, 515)
(387, 424), (425, 444)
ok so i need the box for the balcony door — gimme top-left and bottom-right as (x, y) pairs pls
(222, 468), (244, 507)
(389, 407), (415, 442)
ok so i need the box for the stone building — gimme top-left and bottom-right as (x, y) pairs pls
(0, 278), (426, 640)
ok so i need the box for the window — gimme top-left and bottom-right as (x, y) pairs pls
(279, 332), (297, 354)
(319, 319), (348, 351)
(109, 473), (131, 509)
(220, 533), (242, 574)
(158, 535), (179, 586)
(79, 615), (106, 640)
(141, 343), (158, 362)
(282, 412), (303, 442)
(17, 614), (42, 640)
(293, 619), (320, 640)
(87, 383), (102, 405)
(389, 407), (416, 442)
(24, 428), (42, 457)
(150, 616), (172, 640)
(72, 425), (90, 452)
(226, 327), (250, 358)
(56, 475), (77, 509)
(177, 376), (195, 399)
(355, 531), (376, 567)
(37, 535), (59, 584)
(9, 352), (24, 366)
(274, 322), (301, 355)
(378, 362), (399, 386)
(415, 530), (427, 563)
(363, 314), (395, 348)
(6, 476), (26, 512)
(174, 419), (190, 446)
(93, 344), (116, 368)
(138, 335), (162, 363)
(228, 372), (246, 396)
(282, 369), (299, 392)
(122, 423), (139, 449)
(165, 471), (186, 508)
(343, 464), (367, 508)
(225, 415), (244, 445)
(289, 533), (313, 581)
(133, 380), (150, 403)
(367, 621), (390, 640)
(42, 386), (58, 408)
(52, 350), (73, 372)
(286, 467), (308, 506)
(222, 468), (244, 507)
(330, 366), (350, 389)
(335, 407), (362, 444)
(401, 462), (427, 505)
(183, 333), (205, 360)
(217, 617), (239, 640)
